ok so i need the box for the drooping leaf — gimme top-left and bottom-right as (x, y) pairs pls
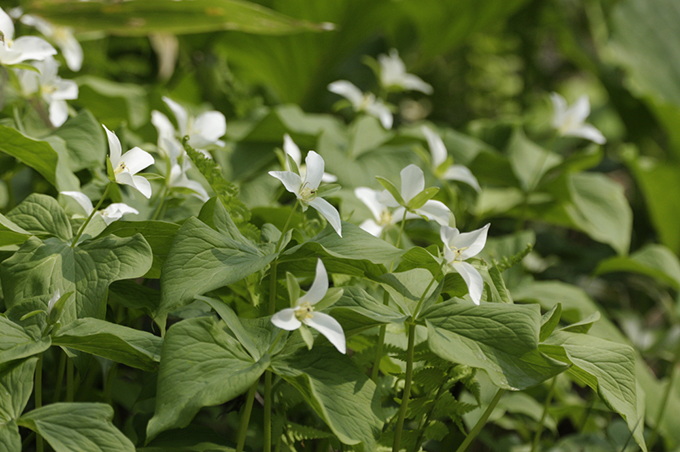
(146, 316), (269, 442)
(0, 214), (30, 248)
(6, 194), (72, 242)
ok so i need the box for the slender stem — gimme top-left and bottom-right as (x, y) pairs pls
(394, 209), (408, 250)
(52, 351), (66, 403)
(267, 330), (285, 355)
(455, 388), (506, 452)
(413, 260), (445, 319)
(151, 186), (168, 221)
(236, 381), (259, 452)
(531, 377), (557, 452)
(66, 359), (74, 402)
(371, 290), (391, 382)
(35, 353), (44, 452)
(648, 359), (679, 449)
(264, 370), (273, 452)
(71, 184), (112, 247)
(275, 200), (299, 253)
(13, 105), (26, 134)
(392, 323), (417, 452)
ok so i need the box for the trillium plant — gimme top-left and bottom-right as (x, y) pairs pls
(0, 5), (656, 452)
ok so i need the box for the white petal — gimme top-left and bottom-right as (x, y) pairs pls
(415, 200), (450, 226)
(440, 225), (459, 247)
(303, 151), (325, 190)
(7, 36), (56, 63)
(359, 219), (384, 237)
(120, 147), (154, 175)
(283, 134), (301, 166)
(392, 206), (420, 224)
(103, 125), (122, 166)
(366, 100), (393, 129)
(60, 33), (83, 71)
(297, 259), (328, 305)
(47, 289), (60, 314)
(321, 172), (337, 183)
(304, 312), (346, 354)
(550, 92), (567, 129)
(402, 74), (433, 94)
(131, 174), (152, 199)
(51, 79), (78, 100)
(309, 197), (342, 237)
(271, 308), (302, 330)
(569, 95), (591, 124)
(268, 170), (302, 195)
(101, 203), (139, 225)
(163, 96), (188, 136)
(328, 80), (364, 107)
(190, 111), (226, 148)
(442, 165), (481, 192)
(354, 187), (384, 221)
(455, 223), (490, 260)
(151, 110), (176, 140)
(565, 124), (606, 145)
(0, 8), (15, 40)
(61, 191), (93, 214)
(400, 164), (425, 203)
(49, 100), (68, 127)
(422, 126), (447, 168)
(378, 189), (400, 208)
(453, 261), (484, 305)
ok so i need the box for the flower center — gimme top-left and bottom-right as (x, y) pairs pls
(378, 209), (392, 226)
(52, 26), (69, 42)
(0, 32), (13, 48)
(299, 183), (317, 203)
(295, 302), (314, 322)
(449, 245), (469, 261)
(40, 84), (57, 96)
(114, 162), (127, 175)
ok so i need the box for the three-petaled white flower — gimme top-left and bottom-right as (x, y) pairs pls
(0, 7), (56, 65)
(20, 13), (82, 71)
(162, 96), (226, 150)
(328, 80), (393, 129)
(61, 191), (139, 226)
(378, 49), (433, 94)
(271, 259), (346, 354)
(269, 151), (342, 237)
(18, 56), (78, 127)
(421, 126), (480, 192)
(104, 125), (155, 199)
(379, 164), (451, 226)
(354, 187), (419, 237)
(283, 134), (337, 183)
(441, 223), (490, 305)
(550, 93), (606, 145)
(168, 158), (209, 202)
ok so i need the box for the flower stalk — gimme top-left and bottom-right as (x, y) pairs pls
(71, 183), (111, 247)
(392, 322), (416, 452)
(455, 388), (506, 452)
(235, 381), (258, 452)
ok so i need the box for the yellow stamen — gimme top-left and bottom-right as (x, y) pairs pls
(295, 302), (315, 322)
(114, 162), (127, 175)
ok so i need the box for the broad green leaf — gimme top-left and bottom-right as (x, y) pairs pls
(157, 217), (275, 328)
(108, 280), (160, 318)
(101, 220), (180, 279)
(595, 244), (680, 290)
(559, 311), (600, 335)
(540, 304), (561, 342)
(28, 0), (331, 36)
(18, 403), (135, 452)
(52, 318), (162, 372)
(348, 116), (394, 158)
(0, 358), (38, 423)
(0, 420), (20, 452)
(0, 234), (153, 321)
(0, 316), (50, 364)
(423, 301), (567, 390)
(330, 287), (408, 336)
(76, 76), (149, 129)
(395, 246), (442, 275)
(380, 269), (438, 316)
(146, 316), (269, 442)
(50, 110), (106, 172)
(484, 264), (512, 304)
(6, 194), (72, 242)
(543, 331), (645, 451)
(507, 128), (561, 192)
(197, 295), (261, 360)
(0, 215), (30, 248)
(272, 346), (383, 449)
(0, 125), (79, 191)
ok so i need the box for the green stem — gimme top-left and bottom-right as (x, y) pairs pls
(52, 351), (66, 403)
(394, 209), (408, 250)
(12, 105), (26, 134)
(455, 388), (506, 452)
(66, 359), (74, 402)
(267, 330), (285, 355)
(412, 260), (445, 319)
(531, 377), (557, 452)
(370, 290), (391, 382)
(648, 359), (679, 449)
(151, 186), (168, 221)
(35, 353), (43, 452)
(71, 184), (112, 247)
(392, 322), (417, 452)
(264, 370), (273, 452)
(236, 381), (259, 452)
(275, 200), (299, 253)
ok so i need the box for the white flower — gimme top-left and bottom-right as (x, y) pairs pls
(378, 49), (433, 94)
(328, 80), (393, 129)
(103, 125), (155, 199)
(550, 93), (606, 144)
(441, 223), (490, 305)
(379, 164), (451, 226)
(162, 96), (226, 150)
(421, 126), (480, 192)
(354, 187), (419, 237)
(271, 259), (346, 354)
(151, 110), (183, 160)
(20, 14), (82, 71)
(283, 134), (337, 183)
(47, 289), (60, 315)
(168, 158), (209, 201)
(269, 151), (342, 237)
(18, 56), (78, 127)
(61, 191), (139, 225)
(0, 7), (56, 65)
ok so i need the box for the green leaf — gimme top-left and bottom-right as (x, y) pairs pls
(76, 76), (149, 129)
(0, 420), (20, 452)
(486, 264), (512, 304)
(348, 116), (394, 158)
(380, 269), (438, 316)
(406, 187), (439, 211)
(559, 311), (601, 335)
(28, 0), (332, 36)
(543, 331), (645, 451)
(146, 316), (269, 442)
(0, 214), (30, 247)
(595, 244), (680, 291)
(51, 318), (162, 372)
(540, 304), (562, 342)
(108, 281), (160, 319)
(0, 126), (79, 191)
(140, 425), (237, 452)
(50, 110), (106, 173)
(0, 358), (37, 452)
(507, 128), (562, 192)
(423, 301), (567, 390)
(196, 295), (261, 360)
(157, 216), (275, 329)
(6, 194), (72, 242)
(0, 316), (50, 364)
(18, 403), (135, 452)
(0, 234), (153, 321)
(272, 346), (383, 449)
(375, 176), (405, 207)
(330, 287), (408, 336)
